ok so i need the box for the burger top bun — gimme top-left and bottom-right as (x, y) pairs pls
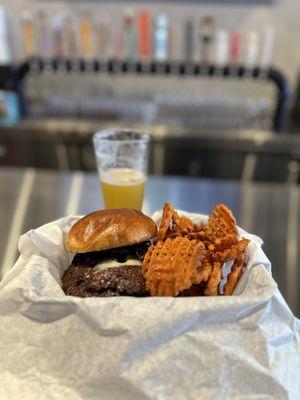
(65, 209), (158, 253)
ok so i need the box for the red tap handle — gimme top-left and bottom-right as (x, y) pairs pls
(230, 31), (241, 66)
(138, 11), (151, 60)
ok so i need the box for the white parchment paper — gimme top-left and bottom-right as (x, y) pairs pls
(0, 211), (299, 400)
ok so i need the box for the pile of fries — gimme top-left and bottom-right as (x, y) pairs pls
(142, 203), (250, 297)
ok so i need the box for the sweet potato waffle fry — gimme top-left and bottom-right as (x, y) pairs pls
(156, 203), (175, 242)
(210, 238), (249, 264)
(223, 251), (248, 295)
(203, 262), (222, 296)
(143, 202), (250, 296)
(205, 204), (238, 240)
(142, 237), (205, 296)
(207, 234), (237, 254)
(157, 203), (199, 241)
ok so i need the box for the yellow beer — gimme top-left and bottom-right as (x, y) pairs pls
(101, 168), (146, 210)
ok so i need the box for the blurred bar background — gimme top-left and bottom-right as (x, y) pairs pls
(0, 0), (297, 181)
(0, 2), (297, 179)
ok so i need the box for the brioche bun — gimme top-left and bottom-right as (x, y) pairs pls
(65, 209), (157, 253)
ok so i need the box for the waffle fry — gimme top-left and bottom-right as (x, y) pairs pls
(212, 238), (249, 263)
(142, 237), (205, 296)
(203, 262), (222, 296)
(157, 203), (198, 241)
(197, 258), (213, 283)
(205, 204), (238, 240)
(224, 251), (248, 295)
(157, 203), (178, 241)
(149, 202), (250, 297)
(174, 216), (195, 235)
(207, 234), (237, 253)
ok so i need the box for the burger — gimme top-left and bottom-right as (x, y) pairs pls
(62, 209), (157, 297)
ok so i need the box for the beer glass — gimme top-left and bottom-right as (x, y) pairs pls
(93, 129), (150, 210)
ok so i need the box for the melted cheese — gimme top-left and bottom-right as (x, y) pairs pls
(95, 259), (142, 271)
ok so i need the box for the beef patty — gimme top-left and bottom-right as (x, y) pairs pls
(62, 241), (150, 298)
(62, 264), (147, 297)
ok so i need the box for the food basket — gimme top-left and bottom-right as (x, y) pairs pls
(0, 210), (299, 400)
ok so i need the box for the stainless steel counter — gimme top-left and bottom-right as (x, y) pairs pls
(0, 167), (299, 316)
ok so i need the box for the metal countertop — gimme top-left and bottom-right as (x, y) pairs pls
(0, 167), (299, 316)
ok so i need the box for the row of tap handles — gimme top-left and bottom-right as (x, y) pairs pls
(19, 8), (276, 71)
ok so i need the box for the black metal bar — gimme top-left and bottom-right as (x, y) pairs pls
(12, 57), (291, 133)
(0, 66), (14, 90)
(267, 67), (291, 133)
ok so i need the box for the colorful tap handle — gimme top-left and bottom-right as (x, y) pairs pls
(245, 30), (260, 70)
(36, 11), (51, 57)
(230, 31), (241, 67)
(122, 7), (136, 60)
(199, 16), (215, 64)
(21, 11), (36, 57)
(138, 10), (151, 60)
(53, 13), (65, 57)
(184, 18), (194, 62)
(62, 15), (77, 58)
(114, 27), (122, 59)
(0, 7), (12, 64)
(93, 15), (110, 59)
(79, 12), (92, 58)
(154, 13), (170, 62)
(215, 29), (229, 68)
(261, 26), (275, 72)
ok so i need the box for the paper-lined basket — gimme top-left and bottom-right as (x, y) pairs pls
(0, 211), (299, 400)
